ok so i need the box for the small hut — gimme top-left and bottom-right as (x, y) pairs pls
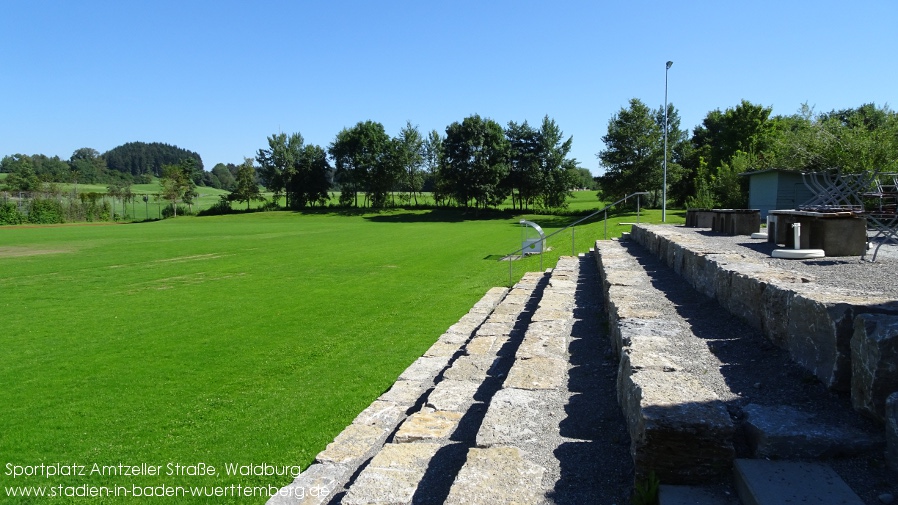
(741, 168), (814, 219)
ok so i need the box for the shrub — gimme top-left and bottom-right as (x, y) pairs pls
(27, 198), (65, 224)
(0, 202), (25, 225)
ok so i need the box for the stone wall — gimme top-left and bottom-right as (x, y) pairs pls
(630, 225), (898, 413)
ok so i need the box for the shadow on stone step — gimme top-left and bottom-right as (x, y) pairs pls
(408, 273), (549, 505)
(552, 254), (633, 504)
(618, 240), (881, 459)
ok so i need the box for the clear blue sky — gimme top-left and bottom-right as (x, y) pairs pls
(2, 0), (895, 175)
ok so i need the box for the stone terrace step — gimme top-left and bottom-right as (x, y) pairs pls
(594, 240), (736, 484)
(267, 284), (517, 505)
(445, 256), (580, 503)
(340, 270), (549, 505)
(268, 272), (548, 504)
(597, 232), (891, 502)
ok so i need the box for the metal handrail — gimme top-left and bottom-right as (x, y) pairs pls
(501, 191), (649, 284)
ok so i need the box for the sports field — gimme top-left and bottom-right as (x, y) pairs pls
(0, 205), (679, 503)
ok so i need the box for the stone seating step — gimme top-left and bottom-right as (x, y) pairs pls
(594, 239), (736, 484)
(733, 459), (864, 505)
(340, 269), (550, 504)
(444, 256), (582, 503)
(268, 271), (548, 504)
(597, 232), (891, 500)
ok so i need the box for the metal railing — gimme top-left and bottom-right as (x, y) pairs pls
(501, 192), (649, 285)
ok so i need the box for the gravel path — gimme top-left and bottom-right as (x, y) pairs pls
(677, 227), (898, 297)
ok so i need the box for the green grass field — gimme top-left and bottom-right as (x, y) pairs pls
(0, 199), (681, 503)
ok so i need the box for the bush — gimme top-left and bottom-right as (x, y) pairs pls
(198, 196), (233, 216)
(161, 204), (191, 219)
(27, 198), (65, 224)
(0, 202), (25, 225)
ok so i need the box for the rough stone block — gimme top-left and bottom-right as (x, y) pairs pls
(266, 463), (348, 505)
(315, 424), (387, 466)
(742, 403), (880, 458)
(351, 400), (404, 431)
(398, 355), (450, 382)
(516, 333), (567, 359)
(476, 388), (543, 447)
(617, 359), (734, 484)
(784, 289), (855, 391)
(443, 355), (495, 382)
(852, 314), (898, 421)
(465, 334), (509, 356)
(424, 339), (462, 358)
(475, 320), (515, 337)
(394, 408), (463, 443)
(887, 392), (898, 474)
(445, 446), (546, 505)
(734, 459), (864, 505)
(426, 379), (480, 411)
(342, 443), (441, 505)
(504, 356), (567, 390)
(378, 379), (429, 407)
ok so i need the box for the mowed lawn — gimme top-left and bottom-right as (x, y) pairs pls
(0, 210), (570, 503)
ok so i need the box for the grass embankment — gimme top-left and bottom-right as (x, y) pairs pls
(0, 201), (682, 504)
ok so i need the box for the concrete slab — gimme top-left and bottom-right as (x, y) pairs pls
(734, 459), (864, 505)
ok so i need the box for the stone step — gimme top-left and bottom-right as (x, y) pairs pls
(266, 284), (520, 505)
(340, 270), (550, 504)
(733, 459), (864, 505)
(595, 239), (736, 484)
(441, 254), (636, 504)
(443, 256), (583, 503)
(598, 231), (893, 500)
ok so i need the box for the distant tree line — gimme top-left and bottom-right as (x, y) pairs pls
(1, 142), (204, 190)
(598, 100), (898, 209)
(246, 114), (582, 212)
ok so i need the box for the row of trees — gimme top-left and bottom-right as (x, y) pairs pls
(1, 142), (206, 189)
(598, 100), (898, 209)
(251, 115), (581, 211)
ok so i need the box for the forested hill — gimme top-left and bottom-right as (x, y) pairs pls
(103, 142), (203, 177)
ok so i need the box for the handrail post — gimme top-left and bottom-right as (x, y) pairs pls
(508, 256), (512, 286)
(571, 226), (575, 255)
(604, 210), (607, 240)
(637, 194), (641, 223)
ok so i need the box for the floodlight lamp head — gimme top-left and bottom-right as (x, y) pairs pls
(666, 61), (673, 69)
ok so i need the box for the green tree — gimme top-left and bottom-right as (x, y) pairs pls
(422, 130), (445, 203)
(289, 144), (331, 208)
(69, 148), (107, 185)
(440, 114), (510, 209)
(230, 158), (263, 210)
(256, 133), (304, 208)
(597, 99), (662, 204)
(211, 163), (237, 191)
(534, 116), (578, 209)
(329, 121), (395, 208)
(395, 121), (425, 205)
(505, 120), (541, 210)
(160, 160), (196, 217)
(1, 155), (41, 192)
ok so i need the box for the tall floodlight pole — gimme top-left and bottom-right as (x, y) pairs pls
(663, 60), (673, 222)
